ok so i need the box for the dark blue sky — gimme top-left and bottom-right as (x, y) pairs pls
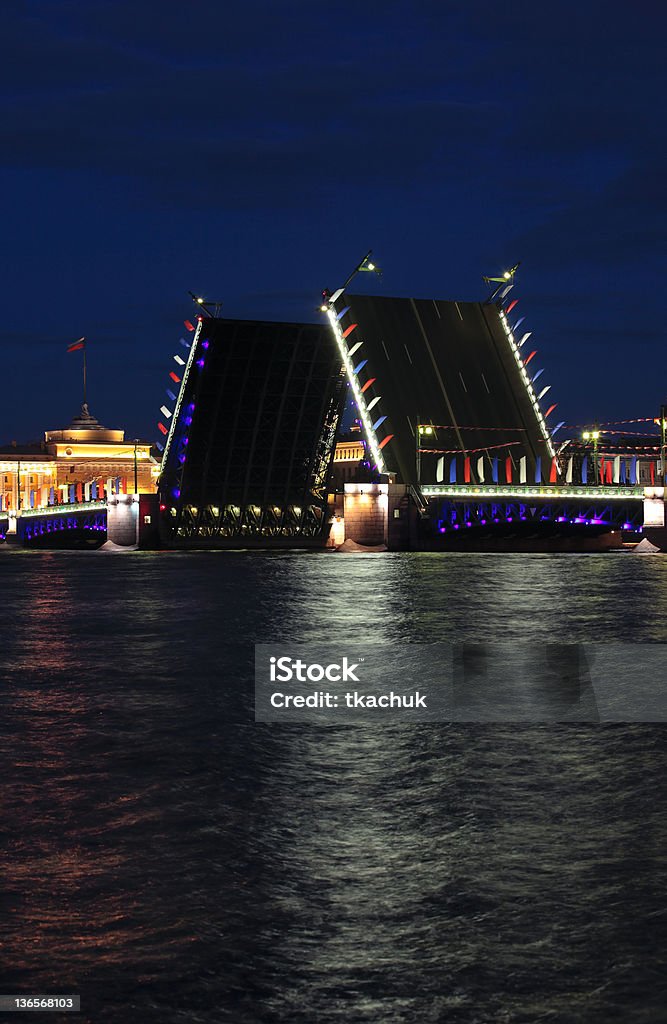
(3, 1), (665, 444)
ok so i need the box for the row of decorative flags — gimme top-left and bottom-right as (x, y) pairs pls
(155, 322), (200, 452)
(0, 478), (129, 512)
(434, 454), (651, 486)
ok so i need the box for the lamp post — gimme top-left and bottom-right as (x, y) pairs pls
(582, 427), (600, 485)
(416, 423), (434, 485)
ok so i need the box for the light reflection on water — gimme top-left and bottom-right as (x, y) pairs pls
(0, 550), (666, 1023)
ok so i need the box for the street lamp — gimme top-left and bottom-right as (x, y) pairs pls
(416, 423), (435, 484)
(320, 251), (383, 309)
(582, 428), (600, 484)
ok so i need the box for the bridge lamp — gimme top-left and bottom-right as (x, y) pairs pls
(583, 429), (600, 482)
(358, 255), (381, 275)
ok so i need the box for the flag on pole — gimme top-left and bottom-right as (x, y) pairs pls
(67, 337), (85, 352)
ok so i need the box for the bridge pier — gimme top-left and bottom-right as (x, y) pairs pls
(643, 487), (667, 549)
(106, 493), (160, 548)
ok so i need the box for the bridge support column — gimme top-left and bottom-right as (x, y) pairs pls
(643, 486), (665, 527)
(106, 494), (138, 546)
(106, 493), (160, 547)
(643, 486), (667, 550)
(343, 483), (389, 546)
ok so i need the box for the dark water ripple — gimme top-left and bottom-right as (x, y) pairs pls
(0, 550), (666, 1023)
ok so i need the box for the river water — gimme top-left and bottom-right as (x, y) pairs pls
(1, 548), (665, 1023)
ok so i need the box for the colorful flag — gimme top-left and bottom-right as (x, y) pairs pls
(67, 337), (85, 352)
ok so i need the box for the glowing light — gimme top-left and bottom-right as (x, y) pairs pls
(160, 319), (204, 474)
(497, 310), (555, 460)
(328, 309), (386, 473)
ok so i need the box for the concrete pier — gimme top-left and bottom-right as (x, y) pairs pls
(106, 493), (160, 548)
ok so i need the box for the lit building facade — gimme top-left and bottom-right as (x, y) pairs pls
(0, 406), (158, 517)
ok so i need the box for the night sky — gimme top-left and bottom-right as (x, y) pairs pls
(3, 2), (665, 446)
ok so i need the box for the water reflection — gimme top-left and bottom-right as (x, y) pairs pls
(0, 551), (665, 1022)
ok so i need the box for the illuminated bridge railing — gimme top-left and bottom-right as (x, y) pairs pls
(18, 501), (108, 545)
(421, 484), (645, 501)
(20, 500), (108, 517)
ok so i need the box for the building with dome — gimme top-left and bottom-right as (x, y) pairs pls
(0, 404), (158, 520)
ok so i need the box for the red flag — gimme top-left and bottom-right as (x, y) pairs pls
(67, 337), (85, 352)
(549, 457), (558, 483)
(506, 299), (519, 314)
(505, 457), (513, 483)
(464, 456), (471, 483)
(184, 320), (195, 332)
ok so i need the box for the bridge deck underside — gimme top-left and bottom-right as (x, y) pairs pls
(336, 295), (548, 487)
(159, 318), (346, 547)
